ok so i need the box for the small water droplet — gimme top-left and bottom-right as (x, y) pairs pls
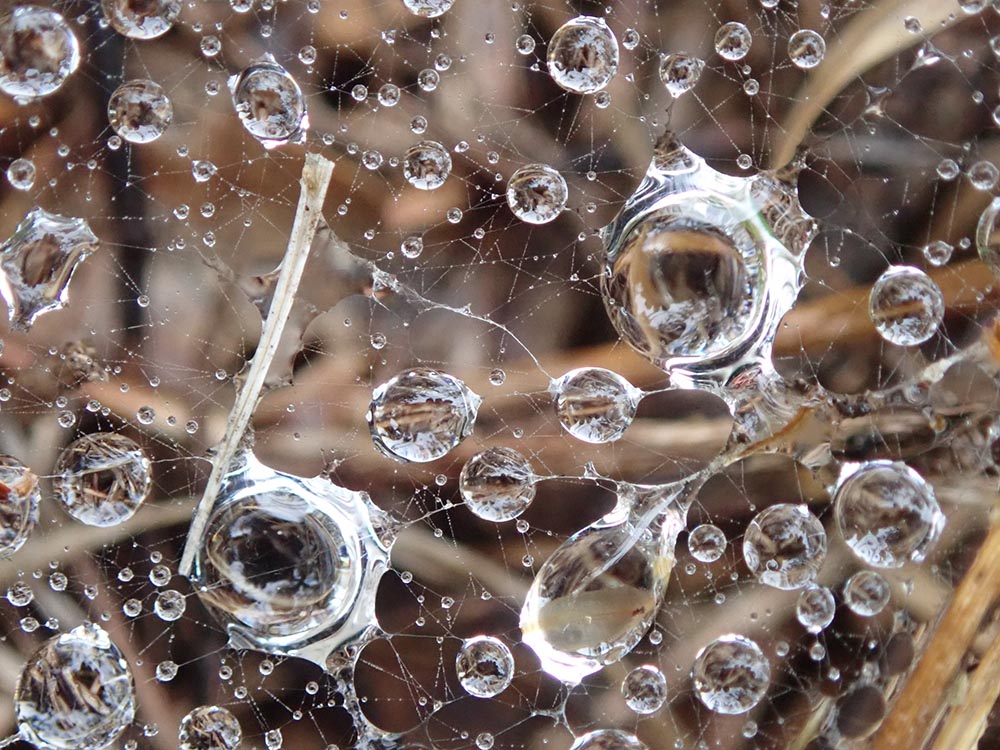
(547, 16), (619, 95)
(179, 706), (242, 750)
(101, 0), (180, 39)
(456, 635), (514, 697)
(714, 22), (752, 61)
(692, 634), (770, 714)
(688, 523), (726, 563)
(460, 447), (535, 522)
(743, 504), (827, 590)
(403, 140), (451, 190)
(108, 79), (172, 144)
(844, 570), (890, 616)
(551, 367), (639, 444)
(507, 164), (568, 224)
(788, 29), (826, 69)
(621, 664), (667, 714)
(658, 53), (704, 97)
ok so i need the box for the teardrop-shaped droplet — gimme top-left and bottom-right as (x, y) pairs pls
(658, 53), (704, 97)
(0, 207), (99, 330)
(15, 624), (136, 750)
(833, 461), (943, 568)
(0, 6), (80, 100)
(507, 164), (568, 224)
(53, 433), (151, 527)
(551, 367), (639, 444)
(101, 0), (181, 40)
(108, 79), (173, 144)
(0, 455), (39, 558)
(460, 447), (535, 522)
(456, 636), (514, 697)
(403, 140), (452, 190)
(547, 16), (619, 94)
(368, 368), (480, 462)
(868, 265), (944, 346)
(743, 503), (826, 590)
(179, 706), (241, 750)
(230, 57), (308, 149)
(692, 634), (770, 714)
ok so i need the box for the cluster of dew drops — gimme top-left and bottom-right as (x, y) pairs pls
(0, 1), (998, 750)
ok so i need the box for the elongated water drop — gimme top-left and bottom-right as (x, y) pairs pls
(230, 57), (308, 149)
(15, 624), (135, 750)
(692, 634), (769, 714)
(0, 207), (99, 330)
(0, 455), (39, 558)
(0, 6), (79, 101)
(547, 16), (619, 95)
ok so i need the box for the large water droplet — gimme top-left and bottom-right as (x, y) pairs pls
(621, 664), (667, 714)
(53, 433), (151, 528)
(507, 164), (568, 224)
(0, 207), (99, 330)
(0, 6), (79, 101)
(368, 368), (480, 463)
(551, 367), (640, 444)
(230, 57), (308, 149)
(796, 585), (835, 633)
(834, 461), (943, 568)
(7, 158), (35, 191)
(402, 0), (455, 18)
(688, 523), (726, 563)
(692, 634), (770, 714)
(15, 624), (136, 750)
(108, 79), (172, 144)
(742, 503), (827, 590)
(868, 265), (944, 346)
(179, 706), (241, 750)
(456, 636), (514, 698)
(714, 22), (752, 61)
(101, 0), (181, 40)
(460, 447), (535, 522)
(658, 53), (705, 97)
(844, 570), (890, 616)
(547, 16), (619, 94)
(192, 452), (391, 665)
(0, 455), (39, 558)
(570, 730), (647, 750)
(403, 140), (451, 190)
(788, 30), (826, 69)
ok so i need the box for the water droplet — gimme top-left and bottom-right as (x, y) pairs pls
(377, 83), (400, 107)
(368, 368), (480, 462)
(476, 733), (494, 750)
(230, 57), (308, 149)
(551, 367), (639, 444)
(507, 164), (568, 224)
(402, 0), (454, 18)
(844, 570), (890, 616)
(516, 34), (536, 55)
(688, 523), (726, 563)
(15, 624), (135, 750)
(155, 660), (177, 682)
(456, 636), (514, 697)
(0, 6), (80, 100)
(621, 28), (640, 50)
(403, 140), (451, 190)
(0, 207), (99, 330)
(692, 634), (770, 714)
(53, 433), (151, 528)
(192, 160), (217, 183)
(154, 589), (186, 621)
(923, 240), (953, 266)
(8, 581), (33, 606)
(788, 30), (826, 69)
(136, 405), (155, 425)
(460, 447), (535, 522)
(101, 0), (180, 39)
(0, 455), (39, 558)
(743, 504), (827, 590)
(796, 586), (835, 633)
(658, 53), (705, 97)
(621, 664), (667, 714)
(969, 160), (999, 191)
(7, 158), (35, 190)
(868, 265), (943, 346)
(107, 79), (172, 144)
(714, 22), (752, 61)
(265, 729), (282, 750)
(570, 730), (647, 750)
(834, 461), (943, 568)
(977, 196), (1000, 277)
(400, 235), (423, 259)
(192, 452), (391, 666)
(547, 16), (619, 95)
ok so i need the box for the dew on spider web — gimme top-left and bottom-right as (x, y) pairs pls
(0, 5), (79, 101)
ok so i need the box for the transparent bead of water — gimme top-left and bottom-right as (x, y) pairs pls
(265, 729), (282, 750)
(53, 433), (151, 527)
(460, 447), (536, 522)
(506, 164), (568, 224)
(107, 79), (172, 144)
(101, 0), (180, 40)
(154, 590), (186, 621)
(192, 452), (391, 666)
(155, 661), (177, 682)
(15, 623), (135, 750)
(516, 34), (536, 55)
(658, 53), (705, 97)
(743, 504), (827, 590)
(551, 367), (639, 444)
(368, 368), (480, 463)
(969, 161), (999, 191)
(977, 197), (1000, 278)
(0, 455), (40, 558)
(186, 710), (231, 742)
(923, 240), (953, 266)
(403, 140), (451, 190)
(868, 266), (944, 346)
(621, 28), (640, 50)
(192, 160), (217, 183)
(8, 581), (33, 606)
(833, 461), (943, 568)
(400, 235), (423, 259)
(796, 586), (836, 633)
(455, 635), (514, 697)
(621, 664), (667, 714)
(692, 634), (770, 714)
(401, 0), (455, 18)
(714, 22), (752, 61)
(844, 570), (890, 616)
(546, 16), (619, 95)
(570, 730), (647, 750)
(688, 523), (726, 563)
(476, 733), (494, 750)
(377, 83), (400, 107)
(7, 158), (36, 190)
(230, 57), (308, 149)
(0, 207), (99, 331)
(0, 6), (80, 100)
(788, 30), (826, 69)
